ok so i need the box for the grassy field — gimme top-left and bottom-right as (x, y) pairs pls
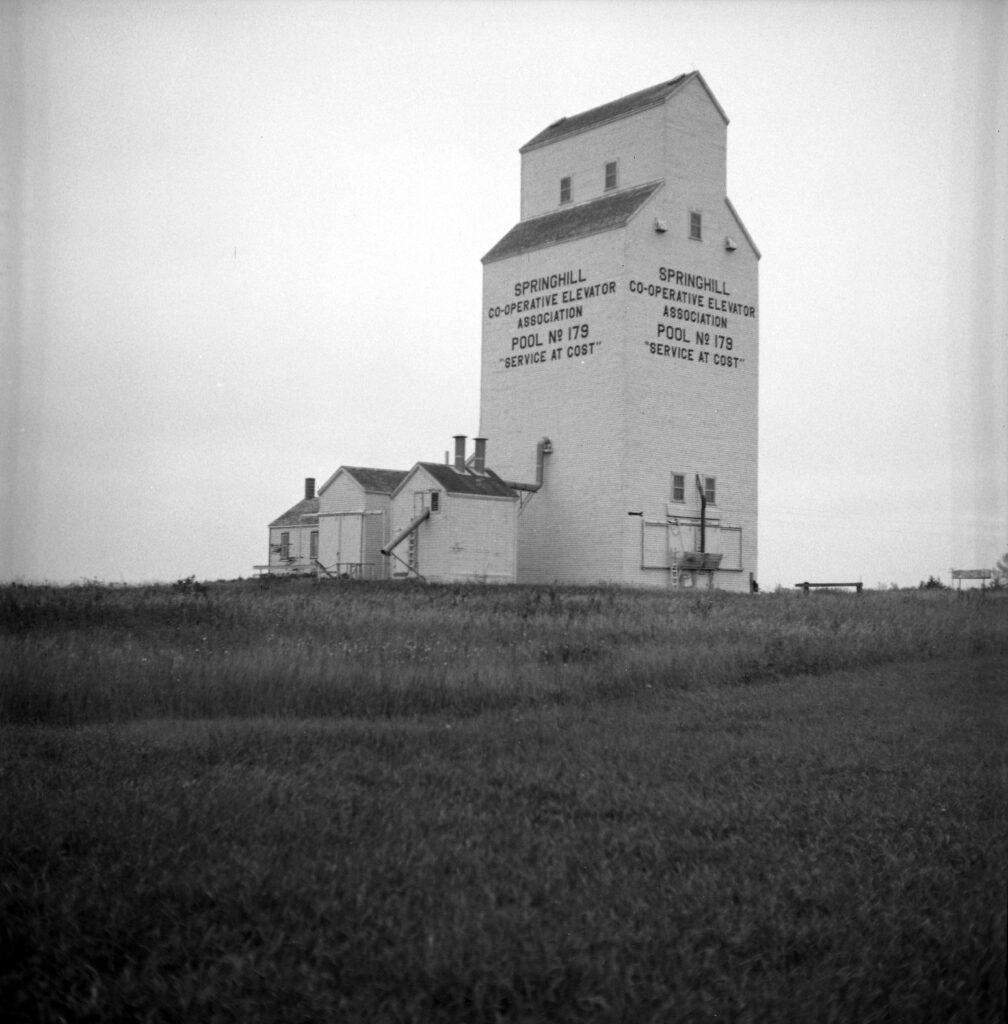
(2, 580), (1006, 1022)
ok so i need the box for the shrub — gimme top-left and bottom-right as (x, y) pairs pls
(919, 575), (947, 590)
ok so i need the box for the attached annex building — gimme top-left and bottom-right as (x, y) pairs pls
(265, 478), (319, 575)
(262, 71), (759, 589)
(260, 440), (521, 583)
(316, 467), (407, 580)
(386, 450), (519, 583)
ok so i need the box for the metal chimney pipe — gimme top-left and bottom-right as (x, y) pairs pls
(473, 437), (487, 474)
(453, 435), (466, 472)
(305, 477), (316, 500)
(502, 437), (552, 492)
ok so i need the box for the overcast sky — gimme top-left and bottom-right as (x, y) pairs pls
(3, 0), (1006, 589)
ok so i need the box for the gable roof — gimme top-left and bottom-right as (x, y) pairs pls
(519, 71), (727, 153)
(483, 180), (662, 264)
(317, 466), (409, 496)
(269, 497), (319, 529)
(341, 466), (409, 493)
(395, 462), (517, 499)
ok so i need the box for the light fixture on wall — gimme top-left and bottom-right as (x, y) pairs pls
(725, 236), (737, 251)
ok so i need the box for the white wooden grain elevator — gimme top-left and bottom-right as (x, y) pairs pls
(479, 71), (760, 589)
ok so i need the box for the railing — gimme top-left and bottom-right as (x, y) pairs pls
(794, 581), (863, 594)
(253, 561), (383, 580)
(253, 560), (314, 577)
(314, 561), (375, 580)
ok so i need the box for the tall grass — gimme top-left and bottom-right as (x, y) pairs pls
(3, 579), (1005, 725)
(2, 660), (1004, 1022)
(3, 581), (1005, 1021)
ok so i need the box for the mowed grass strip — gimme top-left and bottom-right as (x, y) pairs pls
(2, 656), (1005, 1022)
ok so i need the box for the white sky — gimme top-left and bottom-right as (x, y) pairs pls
(3, 0), (1006, 588)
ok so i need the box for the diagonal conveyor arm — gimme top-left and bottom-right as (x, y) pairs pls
(381, 509), (431, 556)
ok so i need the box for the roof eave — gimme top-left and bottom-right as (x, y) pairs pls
(680, 71), (729, 127)
(481, 180), (663, 264)
(319, 466), (408, 496)
(389, 463), (427, 501)
(724, 197), (761, 260)
(481, 220), (620, 266)
(394, 461), (518, 499)
(269, 512), (319, 529)
(519, 97), (668, 154)
(316, 467), (344, 496)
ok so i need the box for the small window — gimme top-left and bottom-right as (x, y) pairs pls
(280, 531), (290, 559)
(704, 477), (716, 504)
(560, 175), (571, 204)
(604, 161), (618, 190)
(671, 473), (685, 503)
(690, 211), (702, 240)
(309, 530), (318, 559)
(430, 491), (440, 513)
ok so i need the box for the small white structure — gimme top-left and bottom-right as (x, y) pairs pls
(260, 478), (319, 575)
(316, 466), (408, 580)
(385, 439), (519, 583)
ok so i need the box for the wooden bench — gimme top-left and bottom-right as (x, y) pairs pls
(795, 581), (863, 594)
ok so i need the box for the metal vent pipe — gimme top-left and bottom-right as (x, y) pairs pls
(453, 435), (467, 472)
(695, 474), (706, 553)
(503, 437), (552, 492)
(473, 437), (487, 474)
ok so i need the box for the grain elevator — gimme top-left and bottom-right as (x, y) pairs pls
(479, 72), (759, 589)
(263, 71), (759, 589)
